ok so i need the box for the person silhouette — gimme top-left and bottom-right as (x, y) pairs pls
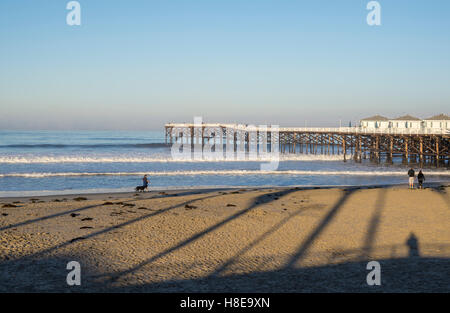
(142, 175), (149, 191)
(406, 233), (420, 257)
(407, 168), (415, 189)
(417, 170), (425, 189)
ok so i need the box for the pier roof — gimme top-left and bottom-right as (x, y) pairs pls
(424, 114), (450, 120)
(360, 115), (389, 121)
(392, 115), (421, 121)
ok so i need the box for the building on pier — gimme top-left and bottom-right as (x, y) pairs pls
(423, 114), (450, 130)
(360, 114), (450, 131)
(391, 115), (422, 129)
(360, 115), (390, 129)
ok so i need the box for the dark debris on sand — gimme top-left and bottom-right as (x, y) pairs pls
(2, 204), (18, 208)
(70, 237), (86, 243)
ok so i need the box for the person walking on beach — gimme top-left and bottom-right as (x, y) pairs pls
(417, 170), (425, 189)
(143, 174), (149, 191)
(135, 175), (150, 192)
(142, 174), (149, 191)
(408, 168), (415, 189)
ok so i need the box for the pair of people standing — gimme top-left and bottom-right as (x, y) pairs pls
(408, 168), (425, 189)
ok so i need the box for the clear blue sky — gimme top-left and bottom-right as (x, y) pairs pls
(1, 0), (449, 130)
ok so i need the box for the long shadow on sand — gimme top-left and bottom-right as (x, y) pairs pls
(99, 234), (450, 293)
(359, 188), (386, 259)
(2, 240), (448, 292)
(94, 188), (302, 283)
(1, 192), (224, 262)
(0, 189), (217, 232)
(284, 189), (355, 268)
(2, 186), (449, 292)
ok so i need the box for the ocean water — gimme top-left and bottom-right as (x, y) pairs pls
(0, 130), (448, 197)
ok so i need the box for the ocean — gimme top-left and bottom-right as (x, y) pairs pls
(0, 130), (448, 197)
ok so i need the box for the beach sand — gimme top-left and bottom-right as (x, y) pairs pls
(0, 185), (449, 292)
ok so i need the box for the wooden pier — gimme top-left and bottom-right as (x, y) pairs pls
(165, 123), (450, 168)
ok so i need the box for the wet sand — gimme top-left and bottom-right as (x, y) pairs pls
(0, 184), (449, 292)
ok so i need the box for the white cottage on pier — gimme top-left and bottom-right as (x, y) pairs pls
(423, 114), (450, 130)
(390, 115), (422, 129)
(359, 115), (390, 129)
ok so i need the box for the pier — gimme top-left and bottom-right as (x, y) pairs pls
(165, 123), (450, 168)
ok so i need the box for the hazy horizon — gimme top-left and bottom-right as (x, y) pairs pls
(1, 0), (449, 131)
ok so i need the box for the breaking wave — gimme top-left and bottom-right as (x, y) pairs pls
(1, 170), (449, 178)
(0, 143), (168, 149)
(0, 154), (345, 164)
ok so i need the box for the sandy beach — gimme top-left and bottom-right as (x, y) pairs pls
(0, 184), (449, 292)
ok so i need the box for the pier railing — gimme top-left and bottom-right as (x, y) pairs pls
(278, 127), (449, 135)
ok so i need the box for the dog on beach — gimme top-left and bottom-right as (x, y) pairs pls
(135, 185), (148, 192)
(136, 175), (150, 192)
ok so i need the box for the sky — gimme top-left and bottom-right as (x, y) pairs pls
(1, 0), (449, 130)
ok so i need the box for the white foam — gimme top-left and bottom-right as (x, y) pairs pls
(1, 170), (449, 178)
(1, 181), (449, 198)
(0, 154), (344, 164)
